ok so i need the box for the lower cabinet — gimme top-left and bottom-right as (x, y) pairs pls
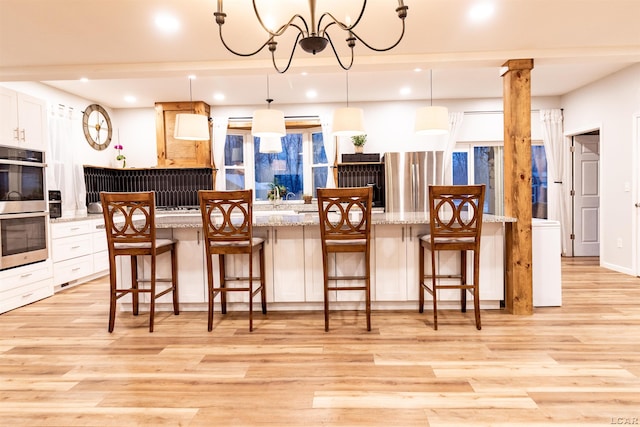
(50, 217), (108, 291)
(0, 260), (53, 314)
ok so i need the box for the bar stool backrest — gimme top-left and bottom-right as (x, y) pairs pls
(101, 191), (156, 250)
(317, 187), (372, 245)
(199, 190), (253, 246)
(428, 185), (485, 248)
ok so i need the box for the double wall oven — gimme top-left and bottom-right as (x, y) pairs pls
(0, 145), (48, 270)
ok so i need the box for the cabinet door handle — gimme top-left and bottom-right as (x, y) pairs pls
(21, 292), (34, 299)
(72, 267), (81, 271)
(20, 129), (26, 141)
(13, 128), (20, 140)
(266, 229), (270, 243)
(409, 226), (413, 242)
(20, 273), (33, 278)
(274, 229), (278, 244)
(71, 245), (81, 249)
(401, 227), (405, 242)
(197, 230), (200, 245)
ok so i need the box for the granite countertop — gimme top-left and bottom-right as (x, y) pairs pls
(54, 203), (516, 228)
(153, 210), (516, 228)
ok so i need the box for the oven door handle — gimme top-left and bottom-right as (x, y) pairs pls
(0, 211), (48, 220)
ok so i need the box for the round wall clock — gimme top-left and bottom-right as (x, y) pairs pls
(82, 104), (113, 150)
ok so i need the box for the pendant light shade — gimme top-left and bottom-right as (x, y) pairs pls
(415, 106), (449, 135)
(332, 107), (365, 137)
(252, 109), (286, 138)
(174, 113), (210, 140)
(259, 136), (283, 153)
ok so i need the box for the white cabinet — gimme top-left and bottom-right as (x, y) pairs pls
(0, 260), (53, 314)
(375, 223), (504, 308)
(0, 87), (47, 151)
(50, 218), (108, 290)
(374, 224), (429, 302)
(173, 228), (205, 303)
(266, 226), (305, 302)
(532, 219), (562, 306)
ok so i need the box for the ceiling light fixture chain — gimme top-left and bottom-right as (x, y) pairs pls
(214, 0), (409, 73)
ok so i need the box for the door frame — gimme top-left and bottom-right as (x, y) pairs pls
(634, 113), (640, 276)
(565, 125), (601, 258)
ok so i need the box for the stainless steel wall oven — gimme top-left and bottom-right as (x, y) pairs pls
(0, 145), (48, 270)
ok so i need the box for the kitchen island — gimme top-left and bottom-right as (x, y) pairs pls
(113, 207), (516, 313)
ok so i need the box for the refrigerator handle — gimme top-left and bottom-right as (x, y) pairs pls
(411, 163), (417, 211)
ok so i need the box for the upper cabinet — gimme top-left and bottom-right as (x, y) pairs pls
(155, 101), (211, 167)
(0, 87), (47, 151)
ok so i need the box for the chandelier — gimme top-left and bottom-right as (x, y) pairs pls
(214, 0), (409, 73)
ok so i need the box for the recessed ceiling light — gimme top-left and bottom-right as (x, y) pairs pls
(155, 13), (180, 33)
(301, 72), (308, 76)
(468, 2), (495, 22)
(80, 77), (89, 83)
(414, 68), (422, 73)
(400, 87), (411, 96)
(213, 93), (225, 101)
(124, 95), (136, 103)
(306, 90), (318, 99)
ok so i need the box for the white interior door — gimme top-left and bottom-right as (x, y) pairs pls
(572, 133), (600, 256)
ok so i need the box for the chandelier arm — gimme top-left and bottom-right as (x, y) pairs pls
(252, 0), (310, 37)
(349, 19), (406, 52)
(325, 32), (354, 71)
(217, 25), (273, 57)
(271, 31), (305, 74)
(317, 6), (366, 34)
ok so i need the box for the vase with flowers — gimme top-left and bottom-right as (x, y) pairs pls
(114, 144), (126, 168)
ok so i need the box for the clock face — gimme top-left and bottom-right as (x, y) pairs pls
(82, 104), (113, 150)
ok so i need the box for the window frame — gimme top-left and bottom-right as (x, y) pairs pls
(222, 120), (326, 201)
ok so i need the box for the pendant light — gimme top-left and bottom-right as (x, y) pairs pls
(252, 75), (286, 138)
(332, 72), (365, 137)
(259, 136), (283, 153)
(174, 75), (210, 141)
(415, 69), (449, 135)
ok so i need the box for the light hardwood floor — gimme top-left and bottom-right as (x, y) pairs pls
(1, 257), (639, 426)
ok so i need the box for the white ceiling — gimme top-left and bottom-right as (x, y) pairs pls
(1, 0), (639, 109)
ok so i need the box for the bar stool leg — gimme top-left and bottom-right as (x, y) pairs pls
(131, 255), (139, 316)
(219, 254), (227, 314)
(461, 250), (467, 313)
(419, 244), (425, 313)
(431, 249), (438, 331)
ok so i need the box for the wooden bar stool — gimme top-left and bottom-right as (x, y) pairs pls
(100, 191), (179, 333)
(198, 189), (266, 332)
(419, 185), (485, 330)
(317, 187), (373, 332)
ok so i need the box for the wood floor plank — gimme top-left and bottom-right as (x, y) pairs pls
(1, 256), (640, 425)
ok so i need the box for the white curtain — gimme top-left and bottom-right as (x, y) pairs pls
(211, 116), (228, 190)
(442, 112), (464, 184)
(540, 108), (569, 255)
(48, 105), (87, 217)
(320, 113), (336, 188)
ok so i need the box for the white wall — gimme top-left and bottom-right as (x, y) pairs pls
(562, 63), (640, 274)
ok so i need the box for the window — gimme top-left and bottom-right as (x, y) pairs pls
(222, 122), (328, 201)
(452, 142), (547, 218)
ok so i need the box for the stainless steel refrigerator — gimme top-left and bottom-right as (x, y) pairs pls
(384, 151), (443, 212)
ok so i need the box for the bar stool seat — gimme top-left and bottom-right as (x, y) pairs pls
(100, 191), (179, 333)
(419, 184), (485, 330)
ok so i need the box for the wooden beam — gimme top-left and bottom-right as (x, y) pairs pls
(501, 58), (534, 315)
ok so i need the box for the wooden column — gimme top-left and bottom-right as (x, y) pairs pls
(501, 59), (534, 315)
